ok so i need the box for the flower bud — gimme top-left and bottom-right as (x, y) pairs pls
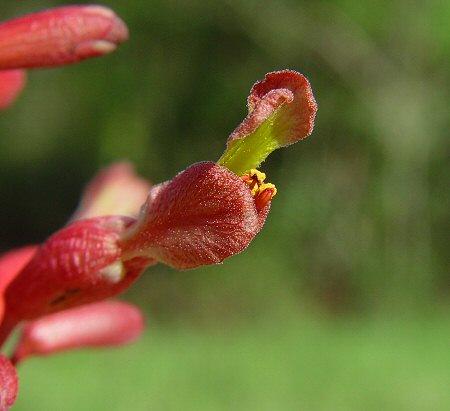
(0, 5), (128, 69)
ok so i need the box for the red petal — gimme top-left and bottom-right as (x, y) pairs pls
(227, 70), (317, 148)
(0, 217), (152, 347)
(0, 5), (128, 69)
(0, 245), (38, 323)
(0, 70), (26, 111)
(120, 162), (268, 269)
(11, 301), (144, 364)
(0, 353), (18, 410)
(70, 162), (151, 221)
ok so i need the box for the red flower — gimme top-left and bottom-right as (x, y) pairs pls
(0, 8), (318, 409)
(0, 5), (128, 70)
(0, 67), (316, 408)
(0, 162), (269, 341)
(1, 69), (316, 343)
(120, 161), (271, 269)
(0, 5), (128, 110)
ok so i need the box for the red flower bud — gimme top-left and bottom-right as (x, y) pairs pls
(0, 217), (153, 346)
(11, 301), (144, 365)
(120, 162), (270, 269)
(0, 70), (317, 348)
(0, 5), (128, 69)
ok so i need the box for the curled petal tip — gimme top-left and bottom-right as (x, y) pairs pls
(0, 5), (129, 69)
(246, 70), (318, 145)
(0, 70), (26, 111)
(218, 70), (317, 175)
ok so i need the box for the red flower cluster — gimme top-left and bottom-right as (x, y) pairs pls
(0, 5), (316, 409)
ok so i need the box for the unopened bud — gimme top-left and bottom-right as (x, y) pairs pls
(0, 5), (129, 69)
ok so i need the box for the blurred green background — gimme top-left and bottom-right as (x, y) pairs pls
(1, 0), (449, 410)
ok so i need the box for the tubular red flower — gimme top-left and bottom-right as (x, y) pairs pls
(0, 5), (128, 70)
(0, 217), (154, 346)
(120, 162), (270, 269)
(0, 70), (316, 348)
(0, 353), (17, 410)
(11, 301), (144, 365)
(0, 70), (26, 111)
(0, 163), (269, 343)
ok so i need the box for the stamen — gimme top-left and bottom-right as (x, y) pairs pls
(255, 184), (277, 211)
(240, 170), (276, 210)
(240, 169), (266, 195)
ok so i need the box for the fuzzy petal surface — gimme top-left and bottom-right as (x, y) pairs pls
(0, 217), (154, 346)
(120, 162), (269, 269)
(218, 70), (317, 175)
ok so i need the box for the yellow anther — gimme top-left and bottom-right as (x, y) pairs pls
(258, 183), (277, 198)
(254, 183), (277, 211)
(249, 169), (266, 183)
(240, 169), (266, 195)
(240, 169), (277, 210)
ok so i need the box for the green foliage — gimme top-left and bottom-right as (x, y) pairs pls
(14, 314), (450, 410)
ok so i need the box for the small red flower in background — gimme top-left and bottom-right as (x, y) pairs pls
(0, 5), (317, 409)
